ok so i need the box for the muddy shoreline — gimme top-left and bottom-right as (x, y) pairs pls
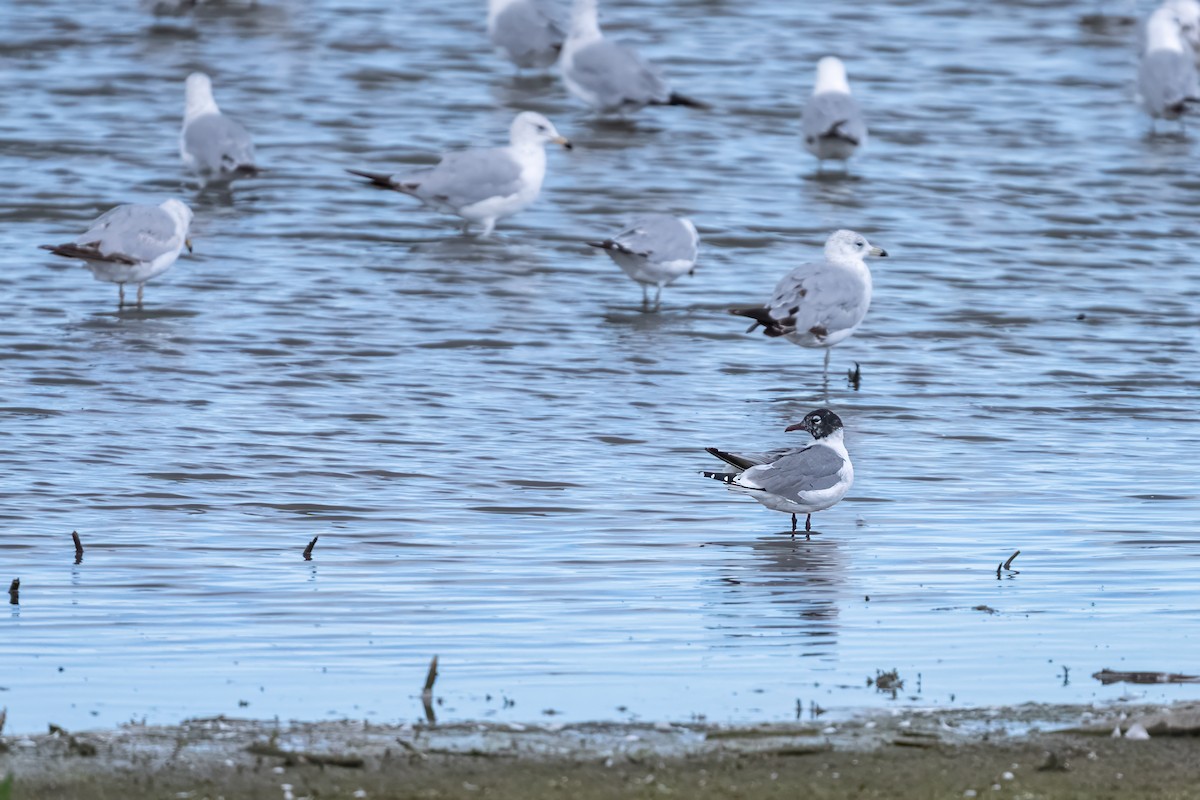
(2, 702), (1199, 798)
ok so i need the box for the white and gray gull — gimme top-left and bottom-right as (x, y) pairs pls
(729, 230), (886, 373)
(703, 409), (853, 538)
(1138, 6), (1200, 129)
(559, 0), (706, 114)
(347, 112), (571, 237)
(181, 72), (257, 180)
(802, 56), (867, 168)
(587, 214), (699, 311)
(487, 0), (565, 70)
(40, 199), (194, 309)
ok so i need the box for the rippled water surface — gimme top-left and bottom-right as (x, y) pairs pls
(1, 0), (1199, 733)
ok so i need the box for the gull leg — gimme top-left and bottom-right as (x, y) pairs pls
(118, 283), (125, 309)
(792, 513), (797, 531)
(805, 514), (812, 541)
(641, 284), (649, 310)
(136, 283), (144, 309)
(653, 285), (662, 311)
(479, 218), (496, 237)
(823, 349), (830, 374)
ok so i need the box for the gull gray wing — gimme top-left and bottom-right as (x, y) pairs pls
(568, 39), (669, 108)
(1139, 50), (1200, 115)
(803, 92), (866, 146)
(66, 204), (180, 263)
(184, 113), (256, 174)
(614, 215), (698, 263)
(742, 444), (846, 498)
(406, 148), (525, 208)
(492, 0), (564, 68)
(757, 260), (871, 341)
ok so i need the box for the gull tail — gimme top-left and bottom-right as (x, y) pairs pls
(728, 306), (790, 337)
(587, 239), (635, 255)
(665, 92), (709, 110)
(705, 447), (755, 471)
(822, 119), (860, 145)
(346, 168), (400, 189)
(39, 243), (135, 265)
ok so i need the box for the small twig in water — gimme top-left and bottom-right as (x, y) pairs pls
(1003, 550), (1020, 570)
(72, 531), (84, 564)
(6, 580), (17, 606)
(422, 655), (439, 724)
(303, 536), (318, 561)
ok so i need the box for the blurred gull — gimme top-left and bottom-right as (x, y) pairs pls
(728, 230), (886, 374)
(587, 214), (699, 310)
(487, 0), (565, 70)
(802, 57), (867, 169)
(181, 72), (257, 180)
(1138, 6), (1200, 130)
(39, 199), (194, 309)
(560, 0), (706, 114)
(347, 111), (571, 236)
(1159, 0), (1200, 55)
(704, 409), (853, 537)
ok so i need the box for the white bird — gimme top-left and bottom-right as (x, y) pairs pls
(802, 57), (867, 168)
(728, 230), (887, 374)
(40, 199), (194, 309)
(347, 112), (572, 236)
(559, 0), (705, 114)
(1138, 7), (1200, 129)
(487, 0), (565, 70)
(703, 409), (854, 537)
(181, 72), (257, 180)
(587, 214), (699, 311)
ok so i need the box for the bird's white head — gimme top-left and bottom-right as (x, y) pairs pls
(1163, 0), (1200, 46)
(510, 111), (573, 150)
(1147, 7), (1188, 53)
(569, 0), (602, 42)
(160, 198), (195, 232)
(487, 0), (519, 22)
(814, 56), (851, 95)
(824, 229), (887, 262)
(184, 72), (220, 122)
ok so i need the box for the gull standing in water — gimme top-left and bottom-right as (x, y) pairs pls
(1139, 6), (1200, 130)
(802, 57), (867, 170)
(180, 72), (257, 180)
(347, 111), (572, 236)
(587, 214), (699, 311)
(40, 199), (194, 309)
(729, 230), (886, 376)
(703, 409), (854, 538)
(559, 0), (706, 114)
(487, 0), (565, 70)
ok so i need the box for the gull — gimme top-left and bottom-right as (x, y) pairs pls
(1139, 6), (1200, 130)
(487, 0), (565, 70)
(1156, 0), (1200, 57)
(728, 230), (887, 374)
(347, 111), (572, 236)
(181, 72), (257, 180)
(559, 0), (706, 114)
(40, 199), (194, 309)
(703, 409), (853, 538)
(587, 214), (699, 311)
(802, 56), (867, 169)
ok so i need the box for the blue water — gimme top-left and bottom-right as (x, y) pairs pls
(0, 0), (1198, 733)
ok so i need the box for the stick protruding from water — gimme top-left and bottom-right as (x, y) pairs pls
(303, 536), (318, 561)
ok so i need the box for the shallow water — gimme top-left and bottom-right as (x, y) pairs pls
(1, 0), (1198, 733)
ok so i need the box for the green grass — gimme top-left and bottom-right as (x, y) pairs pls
(0, 772), (13, 800)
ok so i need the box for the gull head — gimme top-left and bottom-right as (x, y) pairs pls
(814, 56), (851, 95)
(159, 198), (195, 238)
(511, 112), (573, 150)
(1163, 0), (1200, 47)
(825, 229), (887, 262)
(569, 0), (601, 40)
(184, 72), (219, 120)
(1147, 7), (1189, 53)
(785, 409), (845, 440)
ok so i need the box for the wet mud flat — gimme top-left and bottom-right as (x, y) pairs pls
(2, 703), (1200, 799)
